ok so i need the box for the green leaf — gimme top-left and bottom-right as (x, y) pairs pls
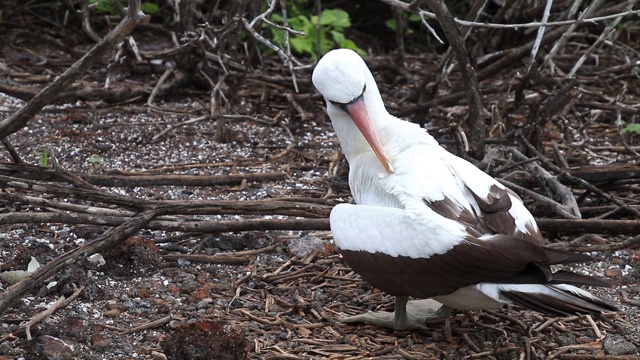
(324, 9), (351, 28)
(623, 123), (640, 135)
(88, 155), (105, 165)
(330, 30), (345, 43)
(338, 39), (366, 56)
(385, 19), (397, 31)
(141, 2), (159, 14)
(290, 37), (314, 57)
(408, 13), (421, 22)
(318, 10), (336, 26)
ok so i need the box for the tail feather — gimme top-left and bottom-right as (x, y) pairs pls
(550, 270), (613, 288)
(543, 247), (596, 265)
(501, 285), (617, 316)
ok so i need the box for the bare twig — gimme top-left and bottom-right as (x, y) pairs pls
(120, 315), (173, 335)
(379, 0), (640, 29)
(0, 0), (150, 140)
(422, 0), (485, 158)
(0, 209), (158, 314)
(23, 285), (85, 340)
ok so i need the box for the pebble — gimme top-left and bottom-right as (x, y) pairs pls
(603, 335), (637, 355)
(91, 334), (110, 352)
(605, 268), (622, 277)
(287, 236), (325, 258)
(103, 309), (121, 318)
(31, 335), (77, 360)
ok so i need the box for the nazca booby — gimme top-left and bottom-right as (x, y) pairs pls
(312, 48), (616, 330)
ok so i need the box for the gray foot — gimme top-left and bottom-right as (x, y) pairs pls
(340, 298), (447, 330)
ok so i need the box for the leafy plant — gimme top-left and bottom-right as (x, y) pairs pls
(623, 123), (640, 136)
(88, 0), (158, 15)
(385, 13), (421, 33)
(32, 149), (49, 167)
(269, 7), (365, 59)
(87, 154), (105, 165)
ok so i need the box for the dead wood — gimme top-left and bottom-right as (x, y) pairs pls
(476, 26), (568, 81)
(0, 209), (158, 313)
(0, 162), (287, 187)
(536, 218), (640, 235)
(508, 147), (581, 218)
(518, 135), (640, 220)
(119, 315), (173, 335)
(23, 285), (85, 340)
(0, 0), (150, 140)
(549, 234), (640, 253)
(1, 192), (332, 218)
(0, 211), (329, 233)
(566, 164), (640, 185)
(423, 0), (486, 158)
(163, 254), (250, 265)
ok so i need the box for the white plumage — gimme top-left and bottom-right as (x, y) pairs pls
(313, 49), (615, 330)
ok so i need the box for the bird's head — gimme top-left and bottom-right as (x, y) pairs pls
(312, 49), (394, 174)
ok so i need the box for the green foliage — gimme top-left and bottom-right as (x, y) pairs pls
(385, 13), (421, 33)
(88, 0), (158, 15)
(269, 6), (365, 59)
(88, 0), (123, 14)
(140, 2), (159, 14)
(623, 123), (640, 135)
(32, 149), (49, 167)
(87, 154), (105, 165)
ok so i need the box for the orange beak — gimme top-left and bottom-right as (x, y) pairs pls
(344, 98), (394, 174)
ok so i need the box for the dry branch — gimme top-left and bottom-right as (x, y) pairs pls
(0, 0), (150, 140)
(0, 211), (329, 233)
(0, 209), (158, 314)
(0, 162), (286, 187)
(163, 254), (250, 265)
(422, 0), (486, 158)
(537, 218), (640, 235)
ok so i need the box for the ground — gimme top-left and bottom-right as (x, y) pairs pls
(1, 12), (640, 360)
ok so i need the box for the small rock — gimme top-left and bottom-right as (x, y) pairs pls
(161, 321), (248, 360)
(603, 336), (637, 355)
(605, 268), (622, 277)
(151, 350), (168, 360)
(137, 288), (151, 298)
(191, 286), (211, 301)
(196, 297), (214, 310)
(287, 236), (325, 258)
(91, 334), (110, 352)
(31, 335), (78, 360)
(52, 317), (89, 343)
(103, 308), (121, 318)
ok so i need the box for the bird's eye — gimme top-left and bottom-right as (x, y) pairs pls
(330, 101), (341, 107)
(362, 84), (366, 93)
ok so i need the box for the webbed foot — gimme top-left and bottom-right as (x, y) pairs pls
(340, 297), (448, 330)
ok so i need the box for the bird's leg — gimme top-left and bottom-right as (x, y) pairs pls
(392, 296), (412, 329)
(340, 296), (448, 331)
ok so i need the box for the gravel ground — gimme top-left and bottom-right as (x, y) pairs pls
(1, 53), (640, 359)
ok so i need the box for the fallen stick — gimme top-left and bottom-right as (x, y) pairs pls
(0, 162), (287, 187)
(0, 0), (150, 139)
(0, 212), (330, 233)
(120, 315), (173, 335)
(536, 218), (640, 235)
(23, 285), (85, 340)
(163, 254), (250, 265)
(0, 186), (332, 218)
(0, 210), (158, 314)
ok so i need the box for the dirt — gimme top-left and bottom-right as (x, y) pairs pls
(1, 23), (640, 360)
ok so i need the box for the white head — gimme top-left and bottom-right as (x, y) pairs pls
(312, 49), (394, 174)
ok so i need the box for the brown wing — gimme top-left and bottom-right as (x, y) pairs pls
(339, 234), (607, 299)
(425, 185), (543, 245)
